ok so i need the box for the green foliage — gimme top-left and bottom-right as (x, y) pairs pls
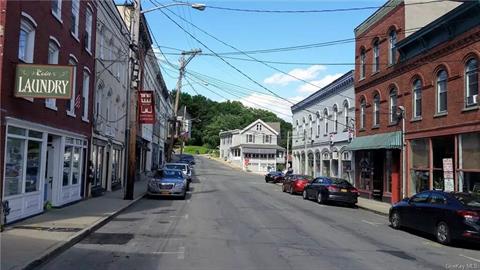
(176, 91), (292, 149)
(183, 145), (211, 155)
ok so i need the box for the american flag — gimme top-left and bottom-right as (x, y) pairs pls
(74, 95), (81, 109)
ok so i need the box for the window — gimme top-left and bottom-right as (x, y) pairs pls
(373, 94), (380, 126)
(71, 0), (80, 37)
(51, 0), (62, 20)
(413, 79), (422, 118)
(436, 70), (448, 113)
(465, 58), (478, 107)
(360, 48), (366, 79)
(343, 100), (349, 130)
(360, 98), (366, 129)
(323, 109), (329, 135)
(247, 134), (254, 143)
(265, 135), (272, 143)
(18, 18), (35, 63)
(316, 113), (320, 137)
(46, 40), (60, 109)
(410, 138), (430, 195)
(373, 39), (379, 73)
(82, 70), (90, 121)
(389, 88), (398, 123)
(66, 57), (78, 115)
(85, 7), (93, 52)
(411, 192), (430, 203)
(333, 105), (338, 133)
(429, 193), (446, 205)
(389, 30), (397, 65)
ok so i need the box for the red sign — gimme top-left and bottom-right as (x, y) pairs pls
(138, 91), (155, 124)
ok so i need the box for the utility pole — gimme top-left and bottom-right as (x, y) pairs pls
(124, 0), (141, 200)
(168, 49), (201, 161)
(304, 131), (307, 175)
(399, 106), (406, 199)
(286, 131), (290, 170)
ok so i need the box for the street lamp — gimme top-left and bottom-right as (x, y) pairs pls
(141, 2), (206, 14)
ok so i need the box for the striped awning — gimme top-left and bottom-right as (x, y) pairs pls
(345, 131), (402, 151)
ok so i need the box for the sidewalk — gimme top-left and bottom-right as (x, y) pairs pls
(1, 179), (147, 270)
(357, 197), (391, 216)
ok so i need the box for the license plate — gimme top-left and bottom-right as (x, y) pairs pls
(341, 189), (347, 192)
(160, 191), (170, 195)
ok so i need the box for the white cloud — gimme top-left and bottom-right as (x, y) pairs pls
(238, 93), (305, 122)
(296, 73), (343, 94)
(263, 65), (326, 86)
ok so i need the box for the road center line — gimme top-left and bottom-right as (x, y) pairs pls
(177, 247), (185, 259)
(361, 220), (382, 226)
(459, 254), (480, 263)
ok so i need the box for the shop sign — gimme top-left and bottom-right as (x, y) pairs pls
(443, 158), (454, 192)
(15, 64), (73, 99)
(138, 91), (155, 124)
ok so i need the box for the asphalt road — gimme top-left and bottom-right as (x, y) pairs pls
(39, 156), (480, 270)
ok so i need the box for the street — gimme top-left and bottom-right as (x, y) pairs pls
(39, 156), (480, 270)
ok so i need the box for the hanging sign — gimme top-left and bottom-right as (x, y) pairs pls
(14, 64), (73, 99)
(138, 91), (155, 124)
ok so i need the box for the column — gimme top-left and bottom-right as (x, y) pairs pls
(313, 152), (317, 178)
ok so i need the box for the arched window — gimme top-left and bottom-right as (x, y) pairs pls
(373, 94), (380, 126)
(316, 112), (320, 137)
(309, 114), (313, 138)
(436, 70), (448, 113)
(343, 100), (349, 129)
(18, 16), (36, 63)
(360, 98), (366, 129)
(323, 109), (329, 135)
(360, 48), (366, 79)
(413, 79), (422, 118)
(389, 30), (397, 65)
(46, 39), (60, 110)
(333, 105), (338, 133)
(465, 58), (478, 107)
(389, 88), (398, 123)
(67, 56), (78, 115)
(373, 39), (380, 73)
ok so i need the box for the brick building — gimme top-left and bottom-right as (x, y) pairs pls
(347, 0), (463, 203)
(0, 0), (96, 222)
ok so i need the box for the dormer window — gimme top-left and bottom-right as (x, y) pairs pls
(256, 124), (262, 131)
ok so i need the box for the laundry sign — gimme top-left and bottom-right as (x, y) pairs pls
(138, 91), (155, 124)
(15, 64), (73, 99)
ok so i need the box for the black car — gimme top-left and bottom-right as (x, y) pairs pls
(389, 191), (480, 245)
(265, 171), (284, 183)
(302, 177), (359, 206)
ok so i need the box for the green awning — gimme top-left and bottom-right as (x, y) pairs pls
(345, 131), (402, 151)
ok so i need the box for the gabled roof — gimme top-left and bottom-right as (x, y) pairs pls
(241, 119), (279, 135)
(265, 122), (281, 134)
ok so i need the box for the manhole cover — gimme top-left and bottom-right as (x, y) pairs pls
(82, 233), (134, 245)
(13, 225), (82, 232)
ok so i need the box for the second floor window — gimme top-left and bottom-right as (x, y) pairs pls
(373, 39), (379, 73)
(333, 105), (338, 133)
(247, 134), (254, 143)
(360, 49), (366, 79)
(373, 94), (380, 126)
(18, 18), (35, 63)
(465, 58), (478, 107)
(389, 30), (397, 65)
(389, 88), (398, 123)
(316, 114), (320, 137)
(343, 100), (349, 130)
(360, 98), (366, 129)
(46, 40), (60, 109)
(323, 109), (329, 135)
(82, 71), (90, 121)
(71, 0), (80, 37)
(51, 0), (62, 19)
(413, 79), (422, 118)
(66, 57), (78, 115)
(436, 70), (448, 113)
(85, 7), (93, 52)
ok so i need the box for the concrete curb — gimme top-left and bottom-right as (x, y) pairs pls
(21, 192), (146, 270)
(356, 205), (389, 216)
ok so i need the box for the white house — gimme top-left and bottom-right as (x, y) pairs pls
(219, 119), (285, 173)
(291, 70), (355, 183)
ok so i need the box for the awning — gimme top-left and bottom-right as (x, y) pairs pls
(242, 148), (277, 154)
(345, 131), (402, 151)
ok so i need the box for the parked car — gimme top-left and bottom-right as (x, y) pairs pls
(303, 177), (359, 206)
(282, 174), (313, 194)
(265, 171), (284, 183)
(389, 191), (480, 245)
(147, 169), (187, 199)
(165, 163), (192, 188)
(178, 154), (195, 165)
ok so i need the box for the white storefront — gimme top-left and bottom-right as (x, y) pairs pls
(3, 118), (87, 223)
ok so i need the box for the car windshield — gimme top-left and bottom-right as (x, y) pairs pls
(453, 193), (480, 208)
(163, 170), (183, 179)
(166, 164), (186, 171)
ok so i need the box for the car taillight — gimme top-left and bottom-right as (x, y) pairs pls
(457, 210), (480, 222)
(351, 188), (359, 194)
(328, 185), (339, 192)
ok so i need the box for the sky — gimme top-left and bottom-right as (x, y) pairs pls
(142, 0), (386, 121)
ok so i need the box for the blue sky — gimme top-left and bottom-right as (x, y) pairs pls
(142, 0), (385, 120)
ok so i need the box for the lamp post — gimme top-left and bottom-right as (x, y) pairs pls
(398, 106), (406, 199)
(141, 2), (206, 14)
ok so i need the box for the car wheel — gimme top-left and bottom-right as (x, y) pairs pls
(390, 210), (401, 229)
(436, 222), (451, 245)
(289, 187), (294, 195)
(302, 190), (308, 200)
(317, 192), (325, 204)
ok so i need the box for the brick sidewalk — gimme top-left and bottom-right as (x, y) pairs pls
(1, 179), (147, 270)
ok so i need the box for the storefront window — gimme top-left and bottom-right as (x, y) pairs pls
(72, 147), (80, 185)
(25, 141), (42, 192)
(460, 133), (480, 192)
(5, 138), (25, 196)
(63, 146), (73, 186)
(410, 171), (429, 195)
(8, 126), (26, 136)
(432, 136), (454, 191)
(410, 139), (429, 168)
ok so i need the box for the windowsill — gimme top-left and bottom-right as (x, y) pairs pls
(372, 125), (380, 129)
(433, 112), (448, 118)
(359, 77), (365, 81)
(85, 48), (93, 56)
(67, 111), (76, 117)
(410, 117), (422, 123)
(462, 105), (479, 112)
(51, 11), (63, 24)
(71, 32), (80, 42)
(387, 122), (398, 127)
(82, 117), (90, 123)
(371, 71), (379, 76)
(46, 105), (58, 111)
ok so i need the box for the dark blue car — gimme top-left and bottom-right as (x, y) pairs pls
(389, 190), (480, 245)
